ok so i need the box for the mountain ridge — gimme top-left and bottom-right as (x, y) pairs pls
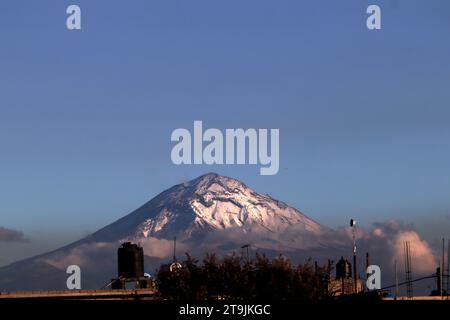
(0, 172), (337, 291)
(90, 172), (328, 243)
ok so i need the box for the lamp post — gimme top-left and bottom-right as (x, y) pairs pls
(350, 219), (358, 294)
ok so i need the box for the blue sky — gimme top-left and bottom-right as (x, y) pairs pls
(1, 0), (450, 265)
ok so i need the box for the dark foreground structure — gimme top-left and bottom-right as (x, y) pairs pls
(109, 242), (155, 290)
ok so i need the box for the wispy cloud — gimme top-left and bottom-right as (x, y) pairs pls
(39, 237), (189, 271)
(139, 237), (189, 259)
(40, 242), (116, 269)
(0, 227), (28, 243)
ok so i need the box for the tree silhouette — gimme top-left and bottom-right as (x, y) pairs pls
(156, 252), (332, 300)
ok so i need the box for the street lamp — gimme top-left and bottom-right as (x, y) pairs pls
(350, 219), (358, 293)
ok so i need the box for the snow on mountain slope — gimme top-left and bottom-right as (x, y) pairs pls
(90, 173), (328, 245)
(0, 173), (437, 292)
(0, 173), (337, 291)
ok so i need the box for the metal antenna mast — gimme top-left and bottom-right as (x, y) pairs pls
(395, 260), (399, 299)
(442, 238), (449, 298)
(173, 236), (177, 262)
(404, 241), (413, 299)
(350, 219), (358, 294)
(447, 239), (450, 298)
(241, 244), (250, 264)
(169, 236), (182, 273)
(441, 238), (445, 298)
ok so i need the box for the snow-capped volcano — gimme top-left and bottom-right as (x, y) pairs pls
(90, 173), (327, 244)
(0, 173), (437, 292)
(0, 173), (335, 291)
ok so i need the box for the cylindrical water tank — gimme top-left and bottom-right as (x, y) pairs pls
(118, 242), (144, 278)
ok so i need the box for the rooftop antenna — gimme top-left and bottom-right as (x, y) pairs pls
(350, 219), (358, 293)
(447, 239), (450, 298)
(173, 236), (177, 263)
(241, 244), (250, 264)
(366, 252), (369, 269)
(404, 240), (413, 299)
(395, 260), (399, 299)
(441, 238), (445, 298)
(366, 252), (369, 292)
(170, 236), (182, 273)
(439, 238), (449, 299)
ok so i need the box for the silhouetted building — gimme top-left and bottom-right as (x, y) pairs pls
(110, 242), (155, 290)
(328, 256), (363, 296)
(336, 256), (352, 279)
(118, 242), (144, 278)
